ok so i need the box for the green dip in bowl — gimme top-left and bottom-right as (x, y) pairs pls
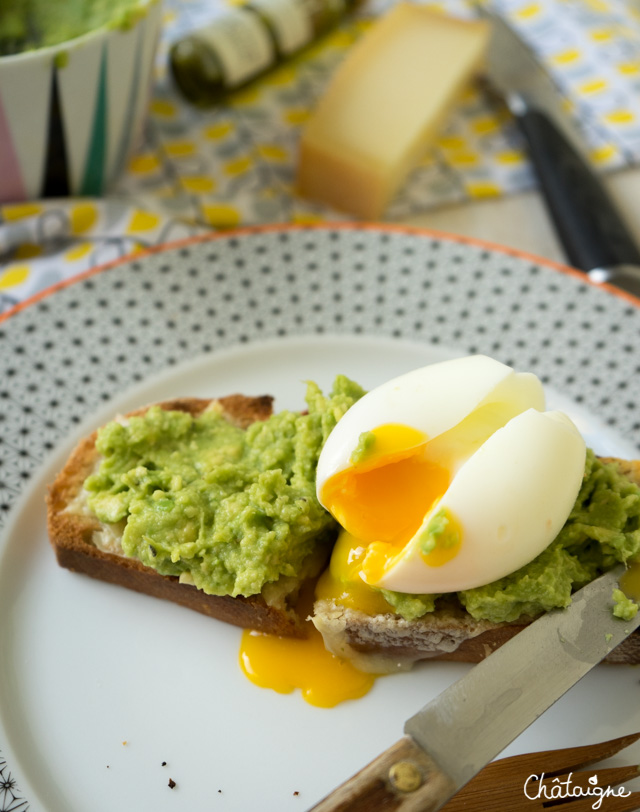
(0, 0), (147, 56)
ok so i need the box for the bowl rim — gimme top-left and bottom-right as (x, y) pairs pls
(0, 0), (159, 64)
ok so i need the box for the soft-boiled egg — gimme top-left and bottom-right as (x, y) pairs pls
(316, 355), (586, 595)
(241, 356), (587, 707)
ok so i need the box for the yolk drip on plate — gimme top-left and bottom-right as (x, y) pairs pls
(239, 581), (376, 707)
(239, 620), (375, 708)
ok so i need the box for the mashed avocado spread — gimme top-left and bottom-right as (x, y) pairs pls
(85, 375), (640, 622)
(84, 377), (365, 598)
(0, 0), (149, 56)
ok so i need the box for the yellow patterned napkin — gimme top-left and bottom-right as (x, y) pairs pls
(0, 200), (206, 313)
(112, 0), (640, 225)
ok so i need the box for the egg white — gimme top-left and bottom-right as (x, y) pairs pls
(316, 355), (544, 498)
(369, 409), (586, 593)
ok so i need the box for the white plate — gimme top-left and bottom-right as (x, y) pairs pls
(1, 225), (640, 811)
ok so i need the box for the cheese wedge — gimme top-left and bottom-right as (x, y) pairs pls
(296, 3), (490, 219)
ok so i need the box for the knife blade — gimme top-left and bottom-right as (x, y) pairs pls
(478, 9), (640, 296)
(307, 565), (640, 811)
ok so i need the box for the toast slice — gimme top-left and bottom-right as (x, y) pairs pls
(312, 457), (640, 672)
(48, 393), (640, 668)
(47, 396), (329, 638)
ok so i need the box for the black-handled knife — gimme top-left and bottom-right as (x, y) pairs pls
(480, 9), (640, 296)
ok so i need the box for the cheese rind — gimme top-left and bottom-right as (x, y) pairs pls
(296, 3), (490, 219)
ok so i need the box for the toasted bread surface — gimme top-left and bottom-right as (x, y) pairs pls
(47, 395), (321, 638)
(312, 457), (640, 672)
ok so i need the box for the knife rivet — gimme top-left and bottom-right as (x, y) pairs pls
(388, 761), (422, 793)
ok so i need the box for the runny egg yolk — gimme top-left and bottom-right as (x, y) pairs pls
(239, 619), (375, 708)
(239, 582), (376, 707)
(238, 424), (455, 707)
(320, 423), (450, 548)
(620, 561), (640, 601)
(316, 423), (460, 608)
(315, 530), (396, 615)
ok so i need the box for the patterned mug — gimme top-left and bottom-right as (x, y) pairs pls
(0, 0), (162, 204)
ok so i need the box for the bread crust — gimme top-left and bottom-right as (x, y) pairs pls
(46, 395), (319, 638)
(313, 457), (640, 672)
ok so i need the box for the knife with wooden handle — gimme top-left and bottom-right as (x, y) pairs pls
(307, 566), (640, 811)
(478, 9), (640, 296)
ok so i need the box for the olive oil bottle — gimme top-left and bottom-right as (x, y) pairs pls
(169, 0), (362, 106)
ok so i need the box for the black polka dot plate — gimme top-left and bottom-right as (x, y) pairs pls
(1, 224), (640, 812)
